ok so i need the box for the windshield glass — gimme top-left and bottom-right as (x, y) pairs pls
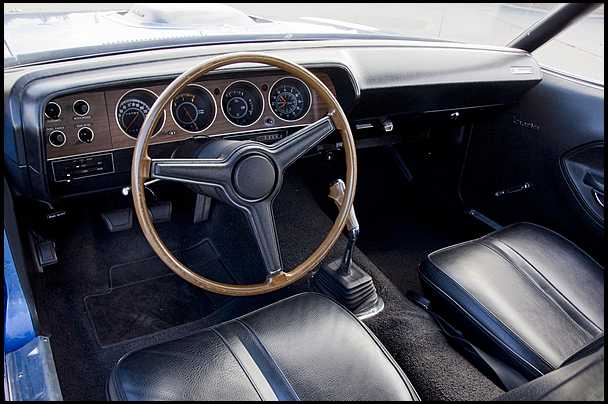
(4, 3), (564, 67)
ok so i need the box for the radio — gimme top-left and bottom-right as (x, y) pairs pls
(51, 153), (115, 182)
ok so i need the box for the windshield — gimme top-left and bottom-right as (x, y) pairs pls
(2, 3), (577, 68)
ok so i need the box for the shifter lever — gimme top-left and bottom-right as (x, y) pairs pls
(328, 179), (359, 233)
(328, 179), (359, 276)
(313, 179), (384, 319)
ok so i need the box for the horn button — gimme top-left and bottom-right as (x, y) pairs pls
(232, 154), (277, 200)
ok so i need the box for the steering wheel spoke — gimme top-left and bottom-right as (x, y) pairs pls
(150, 158), (231, 188)
(243, 201), (283, 278)
(271, 115), (335, 169)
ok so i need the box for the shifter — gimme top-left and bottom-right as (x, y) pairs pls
(328, 179), (360, 276)
(314, 179), (384, 319)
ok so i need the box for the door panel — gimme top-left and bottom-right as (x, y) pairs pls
(561, 142), (604, 227)
(460, 70), (604, 264)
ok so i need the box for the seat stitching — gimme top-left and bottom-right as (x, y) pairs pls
(480, 240), (596, 341)
(422, 256), (553, 372)
(476, 241), (596, 365)
(236, 319), (300, 401)
(514, 222), (604, 269)
(211, 327), (265, 401)
(315, 295), (422, 400)
(420, 272), (545, 377)
(487, 237), (602, 334)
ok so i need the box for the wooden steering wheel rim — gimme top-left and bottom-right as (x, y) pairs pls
(131, 53), (357, 296)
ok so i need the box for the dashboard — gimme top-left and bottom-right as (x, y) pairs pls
(4, 39), (543, 202)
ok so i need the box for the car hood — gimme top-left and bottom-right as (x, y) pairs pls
(4, 3), (391, 68)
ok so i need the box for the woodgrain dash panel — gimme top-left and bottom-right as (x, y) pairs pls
(45, 71), (335, 160)
(44, 91), (112, 159)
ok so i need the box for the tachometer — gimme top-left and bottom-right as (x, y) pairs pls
(221, 81), (264, 127)
(116, 89), (165, 139)
(171, 84), (216, 133)
(269, 77), (312, 122)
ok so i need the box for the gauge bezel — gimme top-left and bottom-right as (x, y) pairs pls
(72, 99), (91, 117)
(44, 101), (62, 120)
(221, 80), (265, 128)
(115, 88), (166, 140)
(77, 127), (95, 143)
(170, 83), (218, 134)
(48, 130), (66, 148)
(268, 76), (313, 123)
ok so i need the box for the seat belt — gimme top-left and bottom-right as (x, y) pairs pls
(406, 290), (528, 391)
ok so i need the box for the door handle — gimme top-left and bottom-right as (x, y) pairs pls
(583, 172), (604, 194)
(583, 172), (604, 208)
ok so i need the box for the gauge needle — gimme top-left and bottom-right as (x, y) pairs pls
(278, 95), (287, 108)
(125, 115), (139, 131)
(184, 108), (194, 122)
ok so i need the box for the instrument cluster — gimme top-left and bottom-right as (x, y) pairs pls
(42, 72), (332, 161)
(112, 77), (313, 139)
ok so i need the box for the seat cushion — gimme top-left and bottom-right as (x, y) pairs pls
(108, 292), (419, 401)
(419, 222), (604, 380)
(496, 347), (604, 401)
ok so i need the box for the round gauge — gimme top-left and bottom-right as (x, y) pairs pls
(44, 102), (61, 120)
(116, 89), (165, 139)
(171, 84), (216, 133)
(269, 77), (312, 122)
(221, 81), (264, 127)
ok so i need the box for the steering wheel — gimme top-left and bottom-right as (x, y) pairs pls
(132, 53), (357, 296)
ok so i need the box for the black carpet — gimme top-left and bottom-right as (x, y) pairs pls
(353, 147), (489, 294)
(276, 164), (503, 401)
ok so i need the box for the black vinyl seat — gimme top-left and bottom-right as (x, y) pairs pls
(420, 222), (604, 382)
(107, 292), (419, 401)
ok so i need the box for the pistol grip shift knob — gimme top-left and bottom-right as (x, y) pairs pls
(329, 179), (359, 232)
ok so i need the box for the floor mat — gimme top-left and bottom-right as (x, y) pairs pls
(85, 273), (217, 346)
(86, 239), (235, 346)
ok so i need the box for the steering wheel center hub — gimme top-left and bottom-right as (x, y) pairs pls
(232, 154), (277, 200)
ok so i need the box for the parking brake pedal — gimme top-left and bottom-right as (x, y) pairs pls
(314, 179), (384, 319)
(28, 231), (58, 272)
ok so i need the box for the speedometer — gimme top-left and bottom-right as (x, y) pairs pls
(221, 81), (264, 127)
(269, 77), (312, 122)
(116, 89), (165, 139)
(171, 84), (216, 133)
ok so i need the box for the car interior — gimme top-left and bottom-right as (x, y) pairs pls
(3, 3), (604, 401)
